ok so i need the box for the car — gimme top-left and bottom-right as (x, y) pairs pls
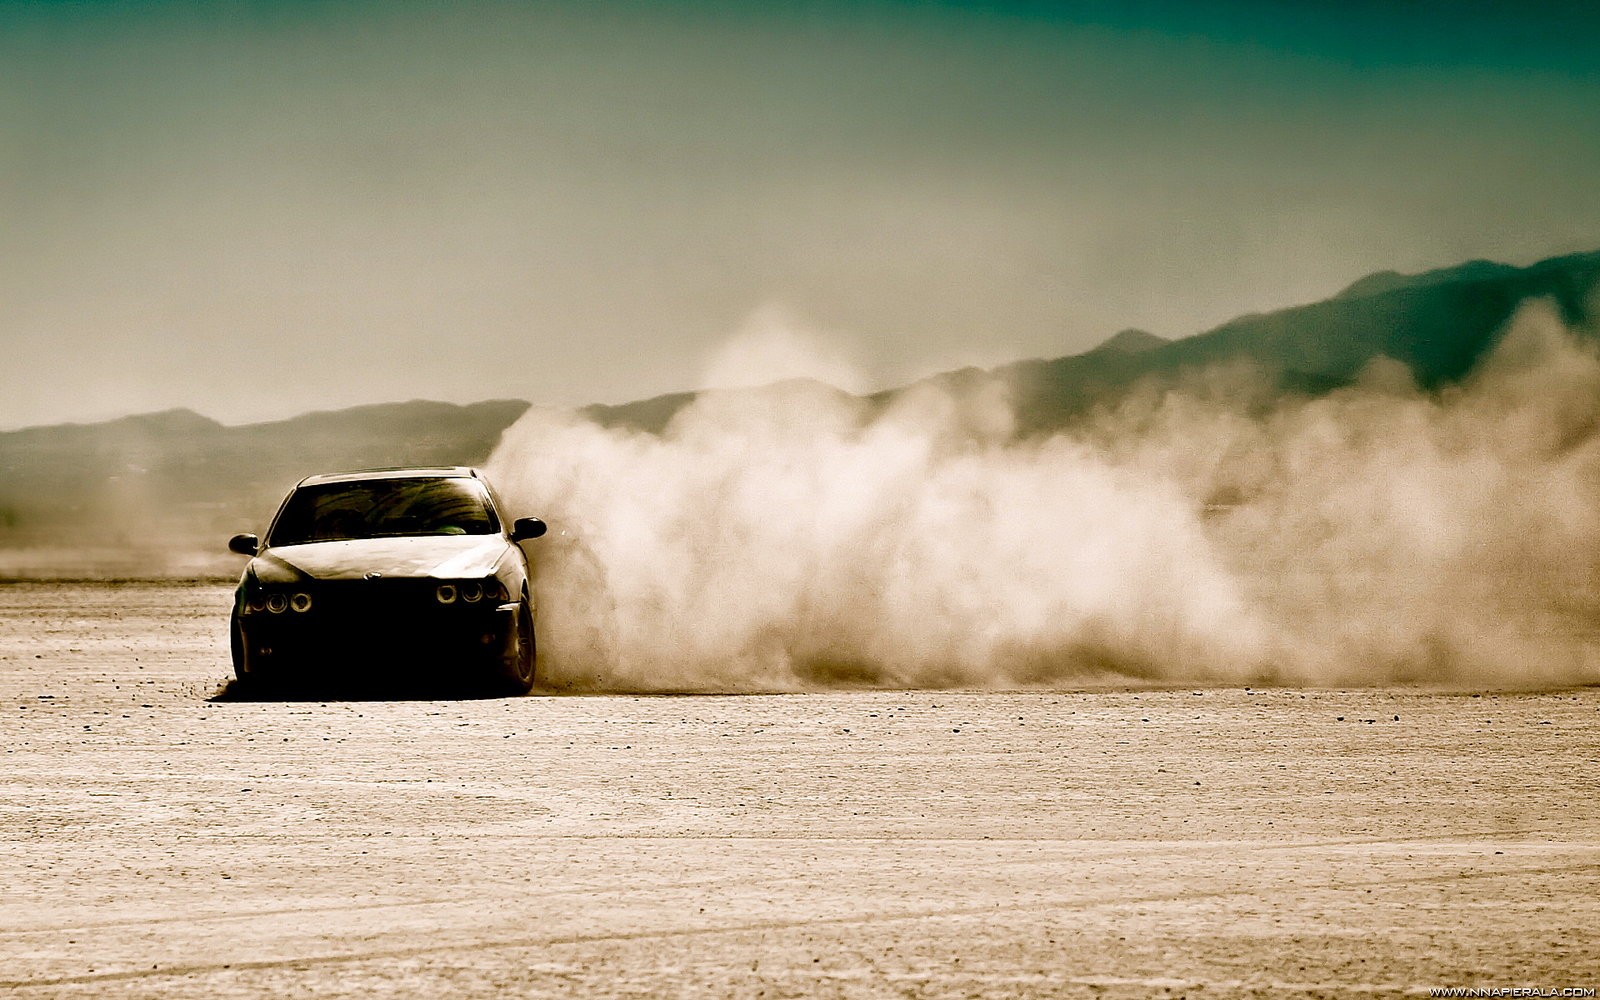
(225, 467), (547, 695)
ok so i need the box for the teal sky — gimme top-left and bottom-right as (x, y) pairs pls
(3, 0), (1598, 428)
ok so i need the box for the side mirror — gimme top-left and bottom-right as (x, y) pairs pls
(510, 517), (547, 541)
(228, 533), (259, 556)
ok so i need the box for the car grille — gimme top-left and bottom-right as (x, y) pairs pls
(308, 579), (448, 620)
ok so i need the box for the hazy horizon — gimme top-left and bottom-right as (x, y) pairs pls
(5, 0), (1599, 430)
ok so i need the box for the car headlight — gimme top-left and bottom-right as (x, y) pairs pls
(244, 583), (312, 615)
(435, 579), (507, 604)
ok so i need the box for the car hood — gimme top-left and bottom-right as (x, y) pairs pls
(253, 535), (512, 582)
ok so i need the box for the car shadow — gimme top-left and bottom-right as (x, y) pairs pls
(207, 678), (524, 702)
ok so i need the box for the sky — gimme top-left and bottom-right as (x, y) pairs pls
(2, 0), (1598, 429)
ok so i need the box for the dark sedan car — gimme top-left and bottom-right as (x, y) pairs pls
(226, 467), (547, 694)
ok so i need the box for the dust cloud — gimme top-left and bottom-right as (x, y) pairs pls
(488, 300), (1600, 690)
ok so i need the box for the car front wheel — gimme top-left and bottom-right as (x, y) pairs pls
(490, 595), (536, 696)
(230, 611), (246, 681)
(230, 612), (276, 697)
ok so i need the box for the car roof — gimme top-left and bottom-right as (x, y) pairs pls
(296, 467), (483, 487)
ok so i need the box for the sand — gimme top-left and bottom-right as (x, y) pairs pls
(2, 582), (1597, 997)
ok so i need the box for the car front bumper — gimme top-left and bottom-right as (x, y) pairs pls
(235, 584), (519, 684)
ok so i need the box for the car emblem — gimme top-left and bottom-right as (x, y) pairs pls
(364, 571), (382, 580)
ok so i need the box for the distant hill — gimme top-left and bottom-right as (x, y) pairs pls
(0, 399), (529, 576)
(1331, 258), (1521, 300)
(994, 248), (1600, 435)
(3, 248), (1599, 575)
(1093, 328), (1169, 354)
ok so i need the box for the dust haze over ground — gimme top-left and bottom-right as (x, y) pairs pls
(488, 299), (1600, 691)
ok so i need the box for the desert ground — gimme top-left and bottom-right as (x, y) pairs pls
(1, 582), (1597, 998)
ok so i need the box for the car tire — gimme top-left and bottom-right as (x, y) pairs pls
(230, 611), (248, 682)
(230, 613), (272, 697)
(491, 594), (536, 696)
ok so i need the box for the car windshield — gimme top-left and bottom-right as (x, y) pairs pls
(268, 477), (499, 545)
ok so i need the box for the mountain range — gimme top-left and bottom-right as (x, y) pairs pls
(3, 247), (1598, 576)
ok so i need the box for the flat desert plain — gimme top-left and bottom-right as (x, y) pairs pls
(2, 582), (1598, 998)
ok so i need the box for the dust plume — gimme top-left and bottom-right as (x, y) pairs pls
(487, 300), (1600, 690)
